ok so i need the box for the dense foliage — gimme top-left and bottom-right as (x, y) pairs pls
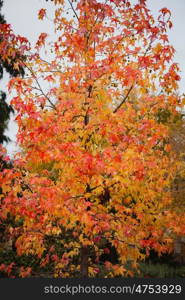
(0, 0), (185, 278)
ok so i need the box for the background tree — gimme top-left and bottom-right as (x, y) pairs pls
(0, 0), (29, 277)
(167, 111), (185, 264)
(1, 0), (185, 278)
(0, 0), (26, 145)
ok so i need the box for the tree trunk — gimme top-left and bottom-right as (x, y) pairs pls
(80, 246), (89, 277)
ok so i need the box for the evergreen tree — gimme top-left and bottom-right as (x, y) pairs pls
(0, 0), (24, 145)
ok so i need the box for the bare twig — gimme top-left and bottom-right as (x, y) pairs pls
(67, 0), (79, 21)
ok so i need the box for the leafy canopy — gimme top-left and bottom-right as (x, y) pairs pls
(0, 0), (184, 277)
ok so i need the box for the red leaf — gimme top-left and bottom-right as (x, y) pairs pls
(38, 9), (46, 20)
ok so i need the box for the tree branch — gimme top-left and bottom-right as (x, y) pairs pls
(23, 62), (57, 111)
(113, 84), (134, 113)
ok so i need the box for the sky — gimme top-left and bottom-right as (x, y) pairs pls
(1, 0), (185, 157)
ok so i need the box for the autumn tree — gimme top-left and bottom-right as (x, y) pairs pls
(1, 0), (185, 277)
